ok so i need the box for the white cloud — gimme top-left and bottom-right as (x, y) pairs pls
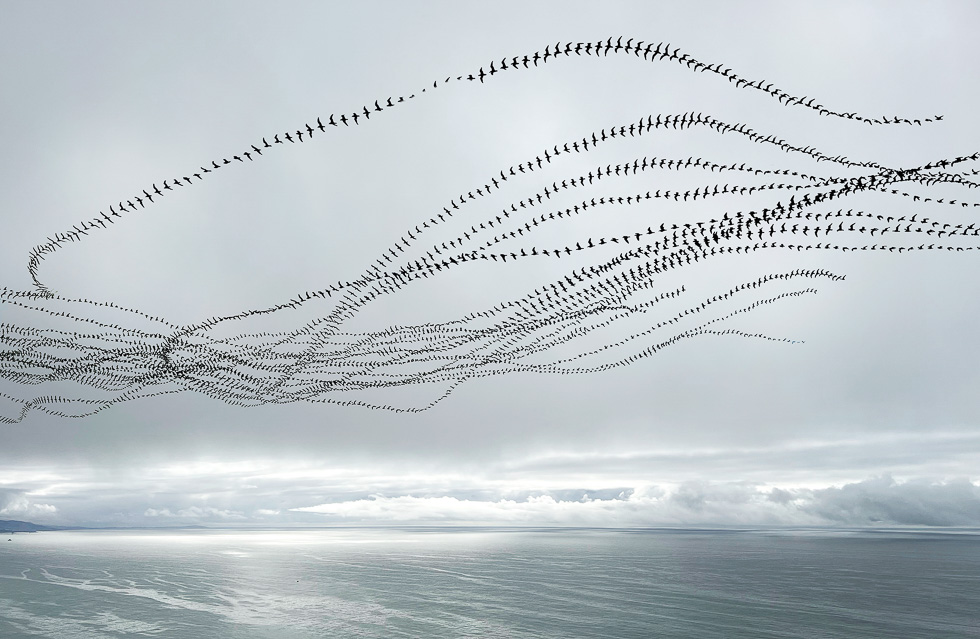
(293, 477), (980, 527)
(0, 491), (58, 519)
(4, 454), (978, 528)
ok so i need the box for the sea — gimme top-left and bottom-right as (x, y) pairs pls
(0, 527), (977, 638)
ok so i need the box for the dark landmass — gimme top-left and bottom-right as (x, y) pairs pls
(0, 519), (71, 533)
(1, 519), (207, 533)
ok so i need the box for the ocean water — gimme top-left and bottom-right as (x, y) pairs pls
(0, 527), (977, 638)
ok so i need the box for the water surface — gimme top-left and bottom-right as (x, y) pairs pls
(1, 527), (977, 638)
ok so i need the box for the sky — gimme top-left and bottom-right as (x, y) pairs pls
(2, 0), (980, 528)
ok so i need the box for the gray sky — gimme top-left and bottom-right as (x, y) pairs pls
(2, 0), (980, 527)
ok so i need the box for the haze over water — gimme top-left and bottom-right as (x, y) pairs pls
(1, 527), (978, 638)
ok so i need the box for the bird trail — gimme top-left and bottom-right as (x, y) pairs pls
(2, 36), (978, 422)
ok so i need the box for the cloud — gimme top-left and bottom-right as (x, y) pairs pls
(0, 489), (58, 520)
(292, 477), (980, 527)
(2, 450), (978, 528)
(803, 475), (980, 526)
(289, 484), (803, 526)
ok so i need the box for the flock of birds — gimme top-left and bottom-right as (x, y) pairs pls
(2, 36), (978, 422)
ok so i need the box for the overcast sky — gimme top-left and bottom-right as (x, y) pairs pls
(2, 0), (980, 528)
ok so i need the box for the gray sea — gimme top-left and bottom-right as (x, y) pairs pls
(0, 527), (977, 638)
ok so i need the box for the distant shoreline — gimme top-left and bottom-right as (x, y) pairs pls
(1, 519), (208, 534)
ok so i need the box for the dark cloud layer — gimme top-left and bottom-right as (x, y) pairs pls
(802, 476), (980, 526)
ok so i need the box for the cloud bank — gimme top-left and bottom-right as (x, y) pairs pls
(4, 431), (978, 529)
(293, 476), (980, 527)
